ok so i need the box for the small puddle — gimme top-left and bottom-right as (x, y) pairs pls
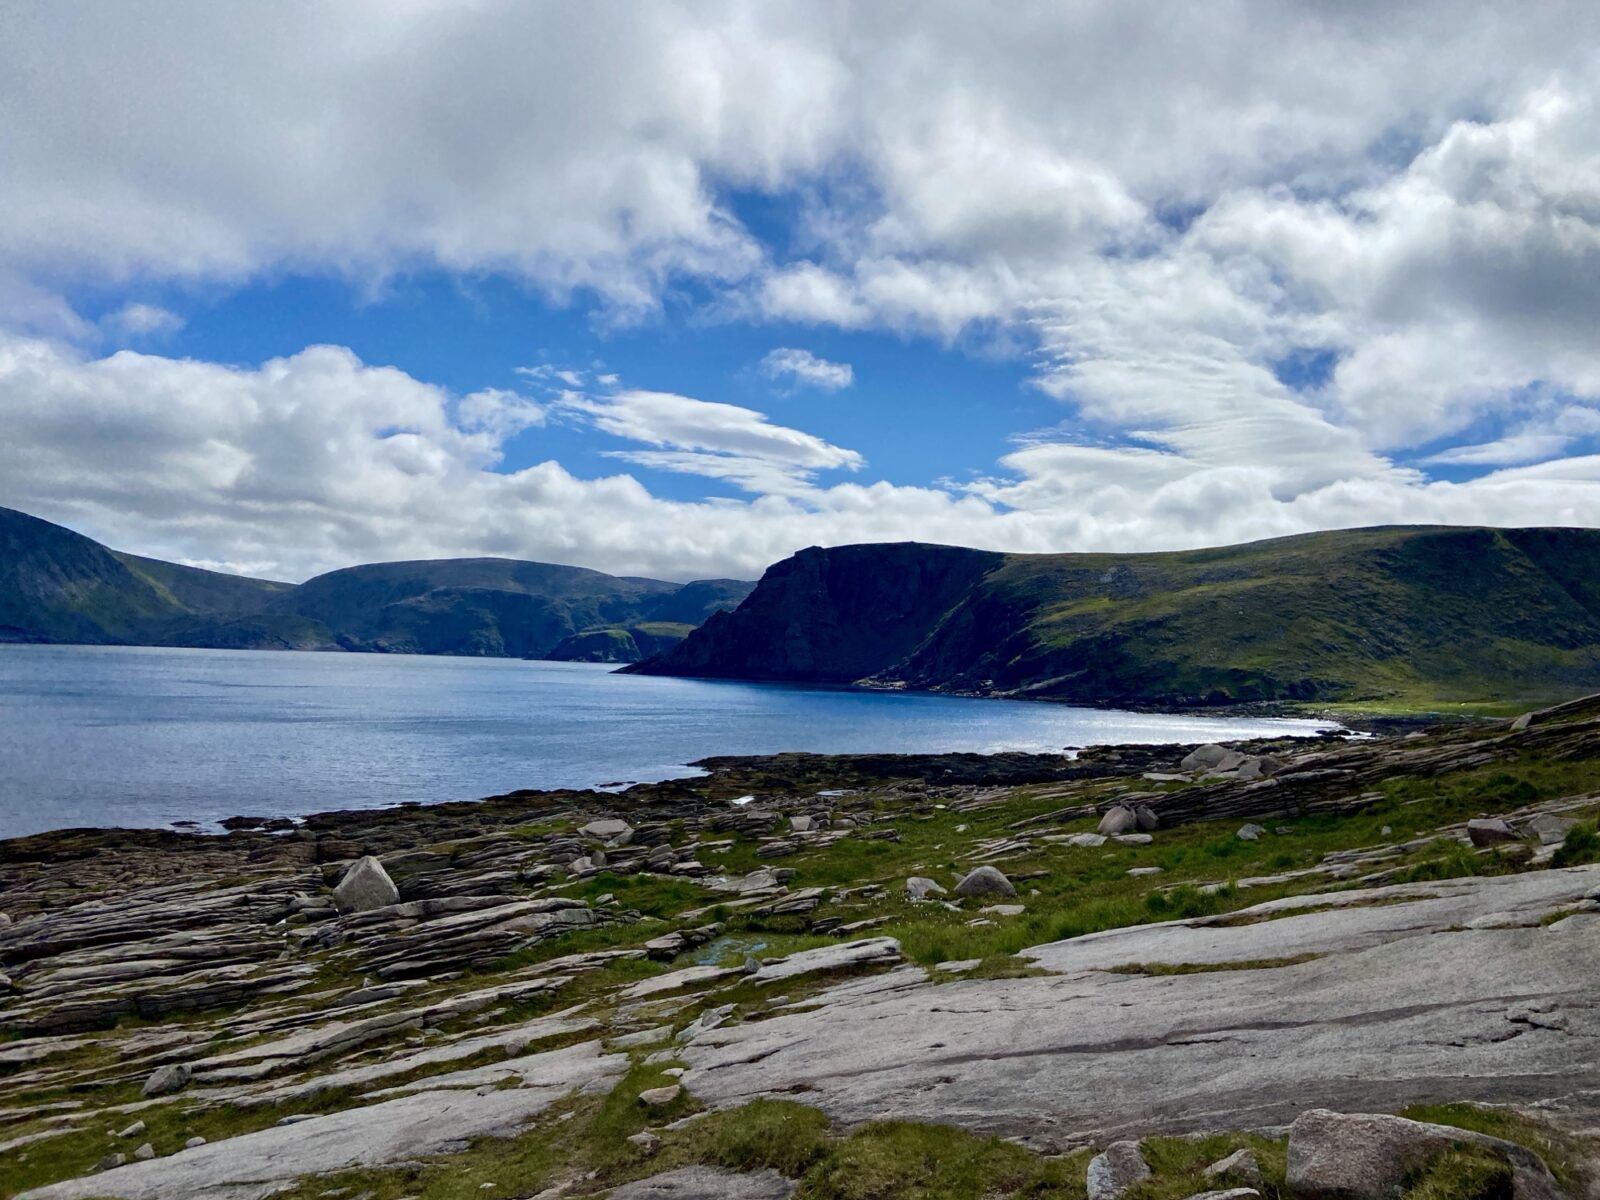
(693, 934), (769, 966)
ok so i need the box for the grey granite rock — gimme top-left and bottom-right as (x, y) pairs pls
(953, 866), (1016, 898)
(610, 1166), (794, 1199)
(1087, 1140), (1150, 1199)
(332, 856), (400, 914)
(1285, 1108), (1563, 1200)
(678, 867), (1600, 1146)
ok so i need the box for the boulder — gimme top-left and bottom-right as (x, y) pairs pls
(333, 856), (400, 914)
(580, 818), (632, 840)
(638, 1084), (682, 1107)
(1202, 1148), (1263, 1188)
(1237, 823), (1265, 841)
(1135, 805), (1160, 831)
(132, 1143), (155, 1162)
(1098, 806), (1139, 835)
(790, 815), (816, 833)
(953, 866), (1017, 898)
(1525, 815), (1579, 846)
(1182, 745), (1250, 774)
(1067, 833), (1108, 847)
(141, 1063), (192, 1098)
(1467, 818), (1520, 847)
(116, 1120), (146, 1139)
(1087, 1140), (1151, 1199)
(1285, 1109), (1562, 1200)
(905, 876), (947, 900)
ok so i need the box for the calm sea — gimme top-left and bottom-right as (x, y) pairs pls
(0, 644), (1336, 839)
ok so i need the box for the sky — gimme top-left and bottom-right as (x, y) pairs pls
(3, 2), (1600, 583)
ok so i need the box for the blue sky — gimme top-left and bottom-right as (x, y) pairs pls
(93, 271), (1049, 506)
(3, 3), (1600, 582)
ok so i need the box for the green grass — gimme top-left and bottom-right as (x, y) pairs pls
(1552, 822), (1600, 868)
(1400, 1149), (1514, 1200)
(1399, 1103), (1579, 1190)
(1125, 1133), (1286, 1199)
(796, 1120), (1087, 1199)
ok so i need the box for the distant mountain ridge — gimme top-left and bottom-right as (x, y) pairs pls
(626, 527), (1600, 708)
(0, 506), (752, 659)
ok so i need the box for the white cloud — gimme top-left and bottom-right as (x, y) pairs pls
(103, 302), (184, 338)
(760, 347), (853, 391)
(561, 387), (862, 494)
(5, 4), (1600, 572)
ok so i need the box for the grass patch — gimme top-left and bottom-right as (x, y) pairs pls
(1126, 1132), (1287, 1199)
(796, 1119), (1087, 1199)
(674, 1097), (833, 1177)
(1400, 1148), (1514, 1200)
(1552, 822), (1600, 868)
(1399, 1102), (1578, 1190)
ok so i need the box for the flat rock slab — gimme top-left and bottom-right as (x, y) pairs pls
(609, 1166), (795, 1198)
(681, 868), (1600, 1148)
(1023, 867), (1600, 974)
(21, 1042), (626, 1200)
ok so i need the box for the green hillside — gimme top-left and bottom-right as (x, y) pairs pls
(630, 527), (1600, 709)
(0, 506), (752, 658)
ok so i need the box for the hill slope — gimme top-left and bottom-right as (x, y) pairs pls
(627, 527), (1600, 707)
(0, 506), (752, 658)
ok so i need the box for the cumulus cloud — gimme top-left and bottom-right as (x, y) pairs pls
(5, 3), (1600, 574)
(759, 347), (853, 391)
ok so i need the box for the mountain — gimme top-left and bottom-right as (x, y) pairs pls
(0, 506), (752, 658)
(626, 527), (1600, 708)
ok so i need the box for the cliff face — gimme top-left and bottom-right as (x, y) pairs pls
(628, 527), (1600, 707)
(624, 543), (1005, 683)
(0, 506), (752, 658)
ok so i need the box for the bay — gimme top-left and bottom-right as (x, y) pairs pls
(0, 644), (1335, 839)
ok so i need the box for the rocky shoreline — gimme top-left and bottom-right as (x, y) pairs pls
(4, 700), (1600, 1197)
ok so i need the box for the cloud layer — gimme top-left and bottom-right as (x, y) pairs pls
(4, 2), (1600, 578)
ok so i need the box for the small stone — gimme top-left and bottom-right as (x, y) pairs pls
(980, 904), (1025, 916)
(581, 818), (632, 840)
(1236, 823), (1265, 841)
(905, 876), (947, 900)
(333, 855), (400, 914)
(184, 1136), (207, 1149)
(1127, 866), (1164, 877)
(627, 1131), (662, 1155)
(1134, 805), (1159, 831)
(1098, 806), (1138, 835)
(96, 1152), (126, 1171)
(133, 1142), (156, 1161)
(638, 1084), (683, 1107)
(1087, 1140), (1151, 1199)
(1113, 833), (1153, 845)
(143, 1062), (192, 1097)
(789, 815), (816, 833)
(953, 866), (1017, 898)
(1182, 1191), (1260, 1200)
(935, 958), (982, 973)
(116, 1120), (146, 1139)
(1067, 833), (1107, 847)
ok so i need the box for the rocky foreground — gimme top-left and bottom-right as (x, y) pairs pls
(5, 701), (1600, 1198)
